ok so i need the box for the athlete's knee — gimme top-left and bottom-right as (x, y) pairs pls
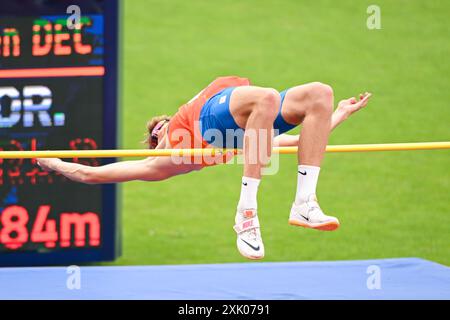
(310, 82), (333, 103)
(254, 88), (280, 118)
(307, 82), (333, 113)
(260, 87), (281, 105)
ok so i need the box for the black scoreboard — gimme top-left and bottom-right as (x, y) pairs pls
(0, 0), (121, 265)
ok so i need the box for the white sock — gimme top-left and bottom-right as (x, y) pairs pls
(237, 176), (260, 211)
(295, 165), (320, 204)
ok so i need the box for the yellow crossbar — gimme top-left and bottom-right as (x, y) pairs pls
(0, 142), (449, 159)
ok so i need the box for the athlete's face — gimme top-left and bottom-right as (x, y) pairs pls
(157, 122), (169, 143)
(151, 121), (169, 149)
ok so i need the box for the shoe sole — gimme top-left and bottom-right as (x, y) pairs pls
(237, 246), (264, 260)
(241, 253), (265, 260)
(238, 249), (264, 260)
(288, 219), (340, 231)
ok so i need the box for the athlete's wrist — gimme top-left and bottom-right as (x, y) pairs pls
(334, 107), (350, 123)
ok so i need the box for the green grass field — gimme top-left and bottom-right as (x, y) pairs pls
(111, 0), (450, 266)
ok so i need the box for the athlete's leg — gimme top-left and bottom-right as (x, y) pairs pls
(280, 82), (333, 166)
(227, 86), (280, 260)
(278, 82), (339, 231)
(229, 86), (280, 179)
(229, 85), (279, 212)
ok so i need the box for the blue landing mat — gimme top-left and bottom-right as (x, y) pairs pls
(1, 258), (449, 300)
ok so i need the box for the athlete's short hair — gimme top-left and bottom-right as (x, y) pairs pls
(143, 115), (171, 149)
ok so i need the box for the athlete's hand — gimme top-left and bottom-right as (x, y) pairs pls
(336, 92), (372, 120)
(37, 158), (62, 172)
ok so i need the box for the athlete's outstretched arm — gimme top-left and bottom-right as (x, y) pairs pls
(37, 156), (190, 184)
(274, 92), (371, 147)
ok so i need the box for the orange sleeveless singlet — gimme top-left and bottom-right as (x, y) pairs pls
(168, 76), (250, 150)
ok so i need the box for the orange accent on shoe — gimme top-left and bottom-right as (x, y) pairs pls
(288, 219), (340, 231)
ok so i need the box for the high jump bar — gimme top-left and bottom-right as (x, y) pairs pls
(0, 141), (449, 159)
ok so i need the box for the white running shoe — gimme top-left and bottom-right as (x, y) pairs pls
(233, 208), (265, 260)
(289, 194), (340, 231)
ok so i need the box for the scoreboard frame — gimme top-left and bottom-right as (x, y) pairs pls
(0, 0), (122, 266)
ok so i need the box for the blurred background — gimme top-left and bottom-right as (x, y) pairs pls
(114, 0), (449, 266)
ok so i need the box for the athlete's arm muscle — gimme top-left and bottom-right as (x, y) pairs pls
(273, 134), (299, 147)
(36, 125), (199, 184)
(36, 156), (191, 184)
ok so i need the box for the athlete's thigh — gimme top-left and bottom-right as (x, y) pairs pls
(229, 86), (275, 128)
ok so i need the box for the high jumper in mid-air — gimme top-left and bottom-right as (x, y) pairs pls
(38, 76), (371, 260)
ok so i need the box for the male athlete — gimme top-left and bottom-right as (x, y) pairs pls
(38, 76), (371, 260)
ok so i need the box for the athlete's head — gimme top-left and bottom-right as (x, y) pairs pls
(144, 115), (171, 149)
